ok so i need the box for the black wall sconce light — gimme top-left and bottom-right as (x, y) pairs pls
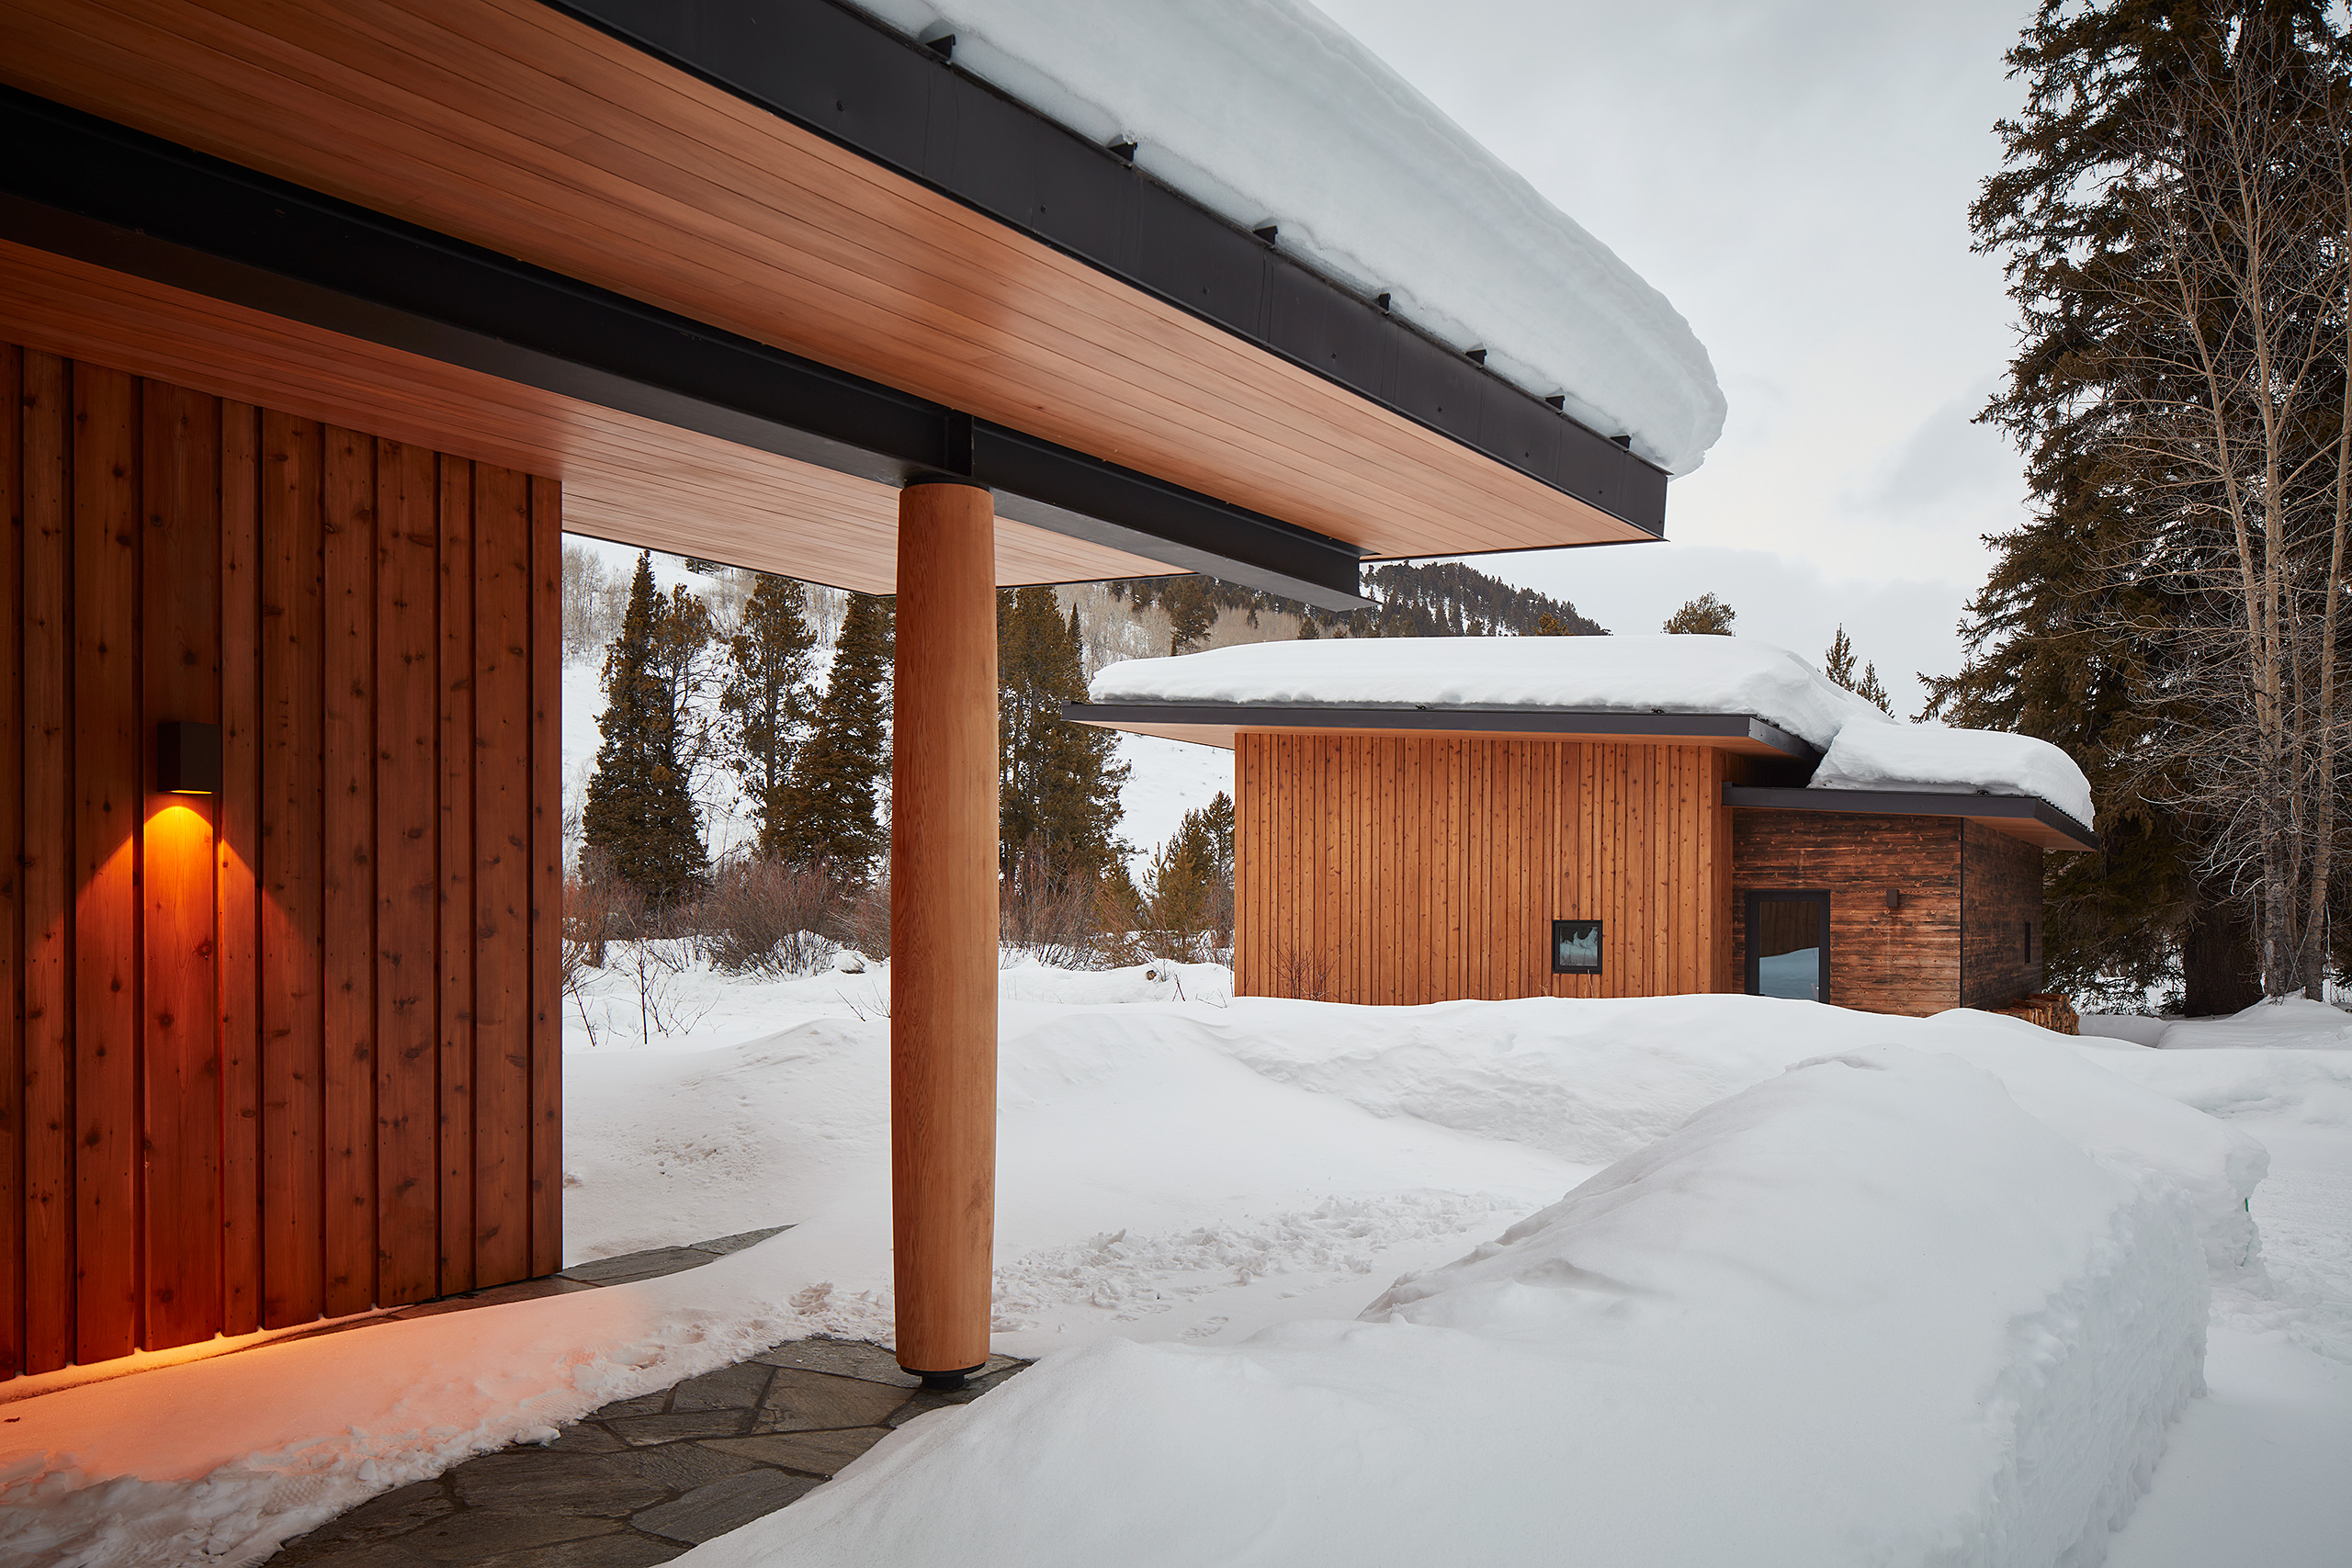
(157, 721), (220, 795)
(1884, 888), (1903, 911)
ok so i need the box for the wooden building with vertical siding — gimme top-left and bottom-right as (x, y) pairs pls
(1070, 637), (2098, 1018)
(0, 1), (1724, 1384)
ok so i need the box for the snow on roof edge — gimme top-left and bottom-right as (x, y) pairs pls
(1087, 637), (2096, 828)
(843, 0), (1725, 475)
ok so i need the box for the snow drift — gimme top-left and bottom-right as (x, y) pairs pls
(1090, 635), (2097, 823)
(8, 988), (2278, 1567)
(847, 0), (1724, 472)
(680, 1046), (2210, 1568)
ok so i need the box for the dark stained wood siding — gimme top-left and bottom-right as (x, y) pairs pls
(0, 344), (562, 1377)
(1235, 734), (1736, 1004)
(1961, 821), (2045, 1008)
(1731, 810), (1964, 1018)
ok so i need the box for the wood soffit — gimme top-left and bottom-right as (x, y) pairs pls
(1724, 785), (2098, 852)
(0, 0), (1661, 569)
(0, 237), (1169, 592)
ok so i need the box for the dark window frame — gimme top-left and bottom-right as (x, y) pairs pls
(1744, 890), (1831, 1002)
(1551, 919), (1603, 976)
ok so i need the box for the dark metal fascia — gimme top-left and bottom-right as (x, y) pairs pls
(1722, 785), (2099, 850)
(1064, 702), (1817, 760)
(0, 86), (1371, 610)
(543, 0), (1668, 537)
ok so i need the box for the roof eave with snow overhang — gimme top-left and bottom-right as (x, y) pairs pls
(0, 0), (1690, 607)
(1065, 701), (2101, 852)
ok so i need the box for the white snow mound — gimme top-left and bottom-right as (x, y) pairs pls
(1815, 720), (2095, 827)
(847, 0), (1724, 472)
(681, 1045), (2208, 1568)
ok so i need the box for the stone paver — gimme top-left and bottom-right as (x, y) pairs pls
(266, 1331), (1027, 1566)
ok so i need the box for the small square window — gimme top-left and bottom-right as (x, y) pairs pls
(1552, 919), (1602, 975)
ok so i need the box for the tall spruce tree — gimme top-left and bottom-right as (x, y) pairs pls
(1144, 792), (1236, 953)
(718, 573), (820, 861)
(999, 587), (1129, 881)
(582, 552), (710, 899)
(1822, 626), (1893, 714)
(1939, 0), (2348, 1007)
(772, 591), (893, 876)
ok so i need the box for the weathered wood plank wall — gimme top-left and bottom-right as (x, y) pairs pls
(1234, 734), (1735, 1004)
(1730, 810), (1966, 1017)
(1960, 822), (2044, 1008)
(0, 343), (563, 1378)
(1727, 810), (2053, 1017)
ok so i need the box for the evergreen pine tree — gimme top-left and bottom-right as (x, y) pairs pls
(772, 591), (893, 877)
(1935, 0), (2347, 1005)
(718, 572), (820, 861)
(1144, 792), (1236, 954)
(1821, 626), (1894, 714)
(1824, 626), (1859, 688)
(1662, 592), (1736, 635)
(1161, 577), (1218, 654)
(582, 552), (710, 900)
(1000, 587), (1128, 882)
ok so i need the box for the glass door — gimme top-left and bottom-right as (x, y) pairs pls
(1746, 891), (1829, 1002)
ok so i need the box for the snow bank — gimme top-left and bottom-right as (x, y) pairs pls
(2152, 997), (2352, 1054)
(1090, 636), (2098, 824)
(847, 0), (1723, 473)
(1225, 995), (2267, 1284)
(1814, 720), (2095, 827)
(682, 1047), (2209, 1568)
(1091, 634), (1888, 747)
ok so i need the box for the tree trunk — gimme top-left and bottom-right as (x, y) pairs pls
(2182, 893), (2264, 1016)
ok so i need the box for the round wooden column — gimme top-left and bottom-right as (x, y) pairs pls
(889, 477), (1000, 1383)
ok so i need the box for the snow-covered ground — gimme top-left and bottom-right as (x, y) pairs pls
(6, 979), (2349, 1566)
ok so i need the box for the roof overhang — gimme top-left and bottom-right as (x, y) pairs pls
(1064, 702), (1817, 760)
(1724, 785), (2099, 852)
(0, 0), (1672, 599)
(0, 86), (1361, 604)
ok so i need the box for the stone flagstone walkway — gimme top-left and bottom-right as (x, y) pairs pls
(261, 1234), (1027, 1565)
(268, 1337), (1025, 1566)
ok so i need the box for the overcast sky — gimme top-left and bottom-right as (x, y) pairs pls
(1314, 0), (2041, 713)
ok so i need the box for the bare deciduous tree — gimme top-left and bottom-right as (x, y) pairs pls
(2098, 29), (2352, 997)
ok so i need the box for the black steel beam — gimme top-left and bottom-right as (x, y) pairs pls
(1723, 785), (2099, 851)
(0, 86), (1371, 610)
(549, 0), (1668, 536)
(1063, 702), (1817, 761)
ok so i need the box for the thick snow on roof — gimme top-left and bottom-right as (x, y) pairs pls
(848, 0), (1724, 474)
(1814, 722), (2095, 829)
(1091, 635), (1890, 747)
(1088, 635), (2096, 826)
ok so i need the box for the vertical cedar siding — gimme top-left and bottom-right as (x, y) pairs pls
(21, 348), (73, 1374)
(1234, 734), (1736, 1005)
(0, 343), (561, 1376)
